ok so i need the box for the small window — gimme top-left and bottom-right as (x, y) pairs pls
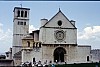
(25, 11), (27, 17)
(33, 45), (35, 48)
(6, 53), (9, 57)
(24, 22), (26, 25)
(33, 42), (35, 48)
(39, 43), (41, 48)
(33, 58), (35, 63)
(20, 22), (23, 25)
(87, 56), (89, 61)
(58, 20), (62, 26)
(27, 41), (30, 47)
(17, 10), (20, 17)
(18, 21), (20, 25)
(21, 11), (24, 17)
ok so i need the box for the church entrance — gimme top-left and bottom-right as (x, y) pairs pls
(54, 47), (66, 62)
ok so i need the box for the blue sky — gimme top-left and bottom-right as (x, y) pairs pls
(0, 1), (100, 54)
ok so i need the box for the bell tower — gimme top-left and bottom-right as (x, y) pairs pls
(12, 7), (30, 58)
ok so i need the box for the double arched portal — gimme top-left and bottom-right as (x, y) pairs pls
(54, 47), (66, 62)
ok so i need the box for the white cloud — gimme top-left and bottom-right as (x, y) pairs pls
(0, 24), (38, 54)
(0, 23), (3, 33)
(78, 26), (100, 49)
(29, 25), (39, 33)
(78, 26), (100, 40)
(0, 23), (12, 54)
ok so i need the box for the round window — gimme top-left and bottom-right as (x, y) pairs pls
(54, 30), (65, 42)
(58, 20), (62, 26)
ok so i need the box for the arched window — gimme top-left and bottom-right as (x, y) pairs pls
(27, 41), (30, 47)
(33, 58), (35, 63)
(87, 56), (89, 61)
(18, 21), (20, 25)
(25, 11), (27, 17)
(39, 43), (41, 48)
(17, 10), (20, 17)
(21, 11), (24, 17)
(24, 22), (26, 25)
(33, 42), (35, 48)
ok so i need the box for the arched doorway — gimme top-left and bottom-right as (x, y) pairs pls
(54, 47), (66, 62)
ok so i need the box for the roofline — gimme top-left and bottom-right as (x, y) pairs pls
(42, 44), (77, 46)
(78, 45), (91, 47)
(5, 51), (11, 54)
(91, 49), (100, 50)
(0, 59), (13, 62)
(13, 7), (30, 12)
(43, 9), (76, 28)
(22, 38), (34, 40)
(32, 30), (40, 32)
(40, 26), (77, 29)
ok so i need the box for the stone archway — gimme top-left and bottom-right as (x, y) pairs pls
(54, 47), (66, 62)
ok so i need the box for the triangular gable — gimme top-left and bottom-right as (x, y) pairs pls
(43, 9), (76, 28)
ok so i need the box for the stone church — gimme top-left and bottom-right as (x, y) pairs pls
(12, 7), (91, 66)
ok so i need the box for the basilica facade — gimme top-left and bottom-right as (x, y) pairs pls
(12, 7), (91, 66)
